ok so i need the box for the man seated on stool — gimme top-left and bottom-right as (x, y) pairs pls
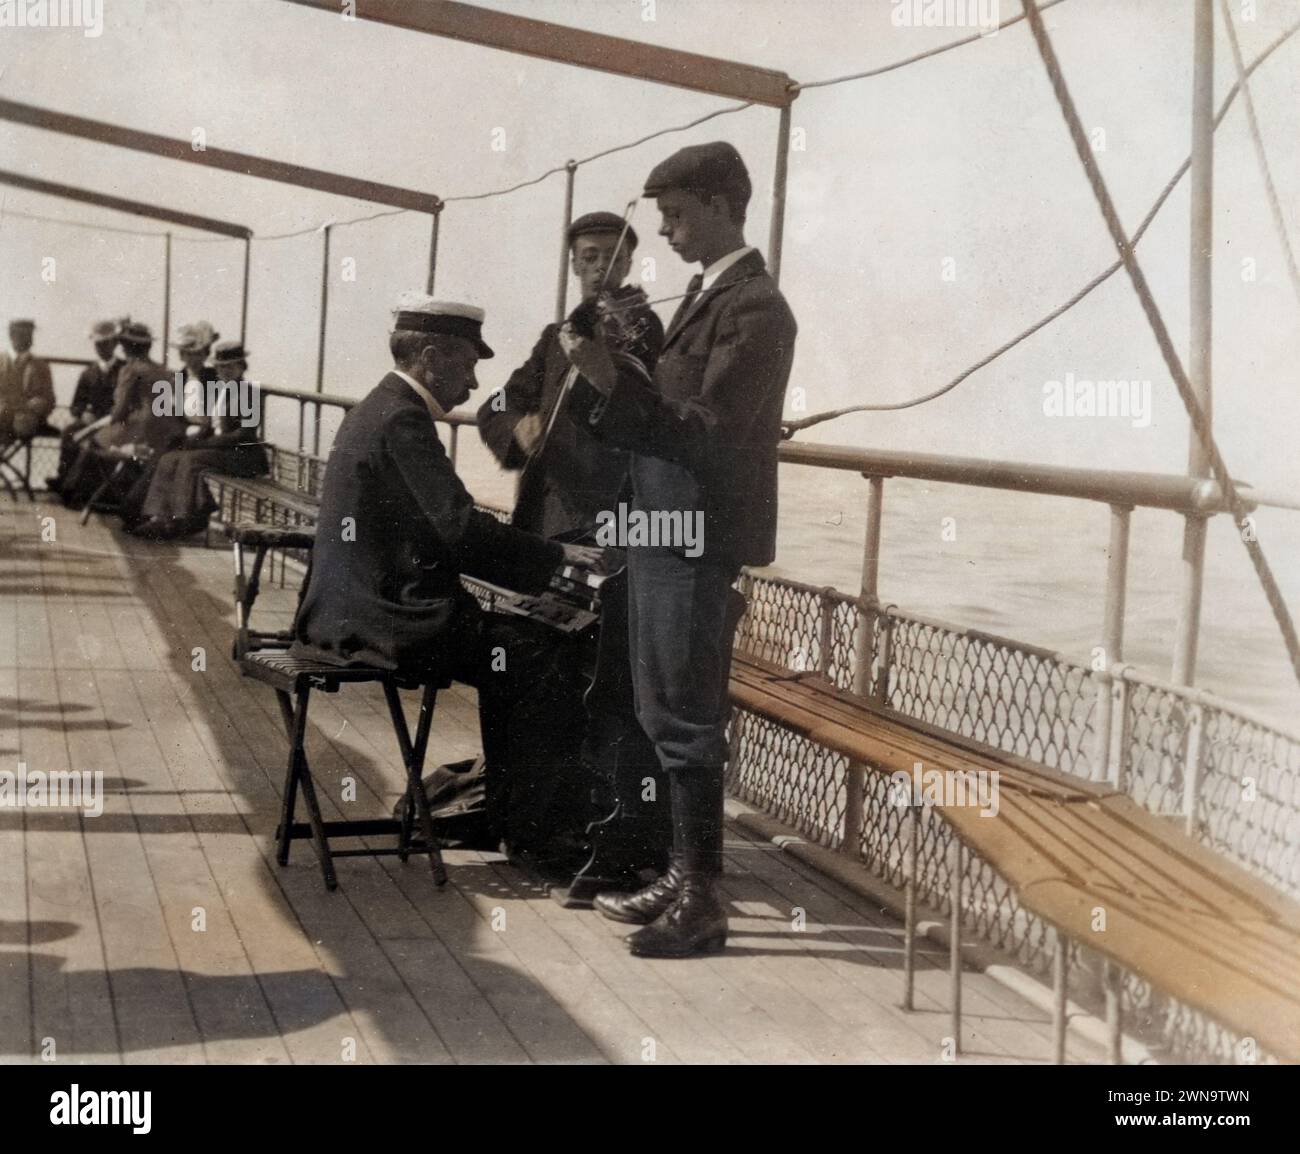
(291, 294), (604, 861)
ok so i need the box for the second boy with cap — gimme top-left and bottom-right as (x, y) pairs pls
(477, 211), (663, 540)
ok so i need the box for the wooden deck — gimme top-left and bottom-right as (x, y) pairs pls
(0, 500), (1118, 1064)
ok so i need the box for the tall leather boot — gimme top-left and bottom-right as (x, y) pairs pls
(625, 768), (727, 958)
(593, 857), (683, 925)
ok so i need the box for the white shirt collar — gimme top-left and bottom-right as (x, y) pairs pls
(97, 357), (116, 372)
(393, 369), (446, 423)
(699, 245), (756, 293)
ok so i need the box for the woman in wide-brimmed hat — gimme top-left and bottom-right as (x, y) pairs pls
(129, 340), (268, 539)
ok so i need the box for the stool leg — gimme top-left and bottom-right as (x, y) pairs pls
(383, 682), (447, 886)
(274, 690), (300, 867)
(411, 683), (447, 886)
(276, 685), (337, 890)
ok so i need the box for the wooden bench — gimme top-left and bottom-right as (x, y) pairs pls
(729, 650), (1300, 1064)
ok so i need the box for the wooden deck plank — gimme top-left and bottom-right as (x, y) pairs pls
(117, 542), (603, 1063)
(3, 507), (1198, 1065)
(0, 663), (34, 1065)
(722, 830), (1105, 1064)
(472, 863), (750, 1064)
(90, 532), (423, 1064)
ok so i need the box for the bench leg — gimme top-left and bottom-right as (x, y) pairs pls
(902, 804), (919, 1012)
(1104, 959), (1123, 1065)
(949, 835), (962, 1056)
(1053, 929), (1069, 1064)
(382, 681), (447, 886)
(231, 542), (270, 660)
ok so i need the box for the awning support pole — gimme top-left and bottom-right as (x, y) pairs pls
(313, 223), (332, 456)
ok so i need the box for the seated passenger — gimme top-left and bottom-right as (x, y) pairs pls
(0, 318), (55, 446)
(128, 339), (267, 539)
(60, 320), (185, 510)
(291, 294), (603, 858)
(47, 319), (125, 494)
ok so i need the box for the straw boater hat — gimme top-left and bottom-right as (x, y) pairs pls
(210, 339), (249, 367)
(173, 321), (220, 352)
(118, 320), (154, 345)
(88, 319), (118, 342)
(391, 292), (494, 358)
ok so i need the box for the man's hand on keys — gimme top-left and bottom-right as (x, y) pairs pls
(560, 542), (608, 571)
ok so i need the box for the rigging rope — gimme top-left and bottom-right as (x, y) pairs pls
(782, 11), (1300, 435)
(0, 7), (1073, 244)
(1019, 0), (1300, 691)
(794, 0), (1070, 90)
(1219, 0), (1300, 308)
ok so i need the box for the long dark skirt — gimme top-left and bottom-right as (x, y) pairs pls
(138, 445), (267, 522)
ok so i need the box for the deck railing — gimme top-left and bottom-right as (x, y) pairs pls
(29, 371), (1299, 1060)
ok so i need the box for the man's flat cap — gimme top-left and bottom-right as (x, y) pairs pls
(9, 318), (36, 329)
(642, 141), (751, 206)
(568, 211), (638, 250)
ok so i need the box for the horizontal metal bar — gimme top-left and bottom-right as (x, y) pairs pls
(0, 167), (252, 238)
(258, 382), (477, 425)
(47, 369), (1296, 513)
(775, 441), (1275, 515)
(283, 0), (796, 108)
(0, 98), (442, 214)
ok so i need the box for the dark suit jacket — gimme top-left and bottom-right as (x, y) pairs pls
(293, 373), (563, 675)
(70, 358), (124, 421)
(478, 288), (663, 540)
(570, 250), (797, 567)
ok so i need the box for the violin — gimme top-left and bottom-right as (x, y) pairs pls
(515, 282), (657, 496)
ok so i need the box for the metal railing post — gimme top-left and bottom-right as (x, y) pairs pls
(555, 161), (577, 324)
(1107, 667), (1132, 793)
(161, 231), (172, 360)
(842, 476), (884, 856)
(1091, 504), (1131, 781)
(239, 235), (251, 344)
(817, 586), (836, 677)
(1173, 0), (1215, 688)
(313, 223), (332, 456)
(1183, 702), (1206, 838)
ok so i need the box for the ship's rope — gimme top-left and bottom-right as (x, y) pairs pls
(792, 0), (1070, 91)
(1219, 0), (1300, 308)
(1019, 0), (1300, 690)
(782, 9), (1300, 435)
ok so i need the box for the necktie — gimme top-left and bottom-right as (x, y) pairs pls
(670, 273), (704, 333)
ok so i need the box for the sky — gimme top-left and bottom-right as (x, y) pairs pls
(0, 0), (1296, 481)
(2, 0), (1300, 712)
